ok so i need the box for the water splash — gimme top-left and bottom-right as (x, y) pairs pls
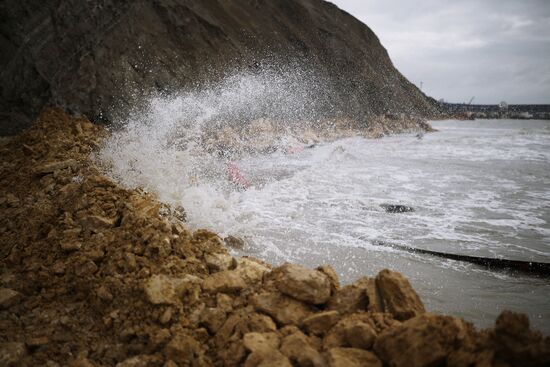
(98, 63), (340, 218)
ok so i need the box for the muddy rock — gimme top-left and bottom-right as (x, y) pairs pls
(491, 311), (550, 366)
(326, 348), (382, 367)
(326, 277), (370, 315)
(203, 270), (246, 294)
(316, 265), (340, 292)
(165, 333), (202, 363)
(244, 349), (292, 367)
(302, 311), (341, 336)
(364, 277), (384, 313)
(251, 291), (312, 325)
(243, 332), (280, 353)
(375, 269), (425, 320)
(374, 313), (474, 367)
(200, 307), (227, 334)
(323, 314), (377, 350)
(235, 257), (271, 285)
(280, 330), (326, 367)
(205, 252), (236, 273)
(0, 288), (22, 309)
(272, 263), (331, 305)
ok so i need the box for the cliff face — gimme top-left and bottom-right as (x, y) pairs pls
(0, 0), (440, 135)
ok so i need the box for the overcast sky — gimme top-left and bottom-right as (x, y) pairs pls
(330, 0), (550, 104)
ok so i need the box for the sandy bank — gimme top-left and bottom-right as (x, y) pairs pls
(0, 108), (548, 366)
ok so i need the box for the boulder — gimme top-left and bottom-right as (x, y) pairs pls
(374, 314), (473, 367)
(203, 270), (246, 294)
(272, 263), (331, 305)
(326, 348), (381, 367)
(251, 291), (311, 325)
(0, 288), (22, 309)
(375, 269), (425, 320)
(302, 311), (341, 336)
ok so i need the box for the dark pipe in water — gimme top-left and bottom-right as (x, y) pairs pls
(373, 241), (550, 277)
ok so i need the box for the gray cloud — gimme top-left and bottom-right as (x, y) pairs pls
(330, 0), (550, 104)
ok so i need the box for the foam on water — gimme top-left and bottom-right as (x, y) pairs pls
(99, 68), (550, 333)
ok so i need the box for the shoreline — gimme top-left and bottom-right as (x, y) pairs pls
(1, 108), (549, 366)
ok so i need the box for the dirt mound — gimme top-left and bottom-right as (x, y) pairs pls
(1, 108), (549, 366)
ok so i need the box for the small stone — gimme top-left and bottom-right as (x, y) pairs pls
(159, 307), (173, 324)
(0, 342), (26, 366)
(116, 355), (151, 367)
(242, 332), (280, 353)
(96, 286), (113, 301)
(36, 159), (77, 174)
(26, 336), (49, 348)
(375, 269), (425, 321)
(60, 240), (82, 251)
(302, 311), (341, 336)
(203, 270), (246, 294)
(272, 263), (331, 305)
(0, 288), (22, 309)
(251, 291), (311, 325)
(5, 193), (20, 207)
(326, 348), (382, 367)
(74, 260), (98, 277)
(81, 215), (119, 231)
(144, 274), (178, 305)
(205, 252), (235, 272)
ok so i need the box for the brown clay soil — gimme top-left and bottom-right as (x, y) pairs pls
(0, 107), (549, 366)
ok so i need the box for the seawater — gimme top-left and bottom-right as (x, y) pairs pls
(99, 86), (550, 332)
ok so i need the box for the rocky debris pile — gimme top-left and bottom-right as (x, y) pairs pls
(1, 108), (549, 366)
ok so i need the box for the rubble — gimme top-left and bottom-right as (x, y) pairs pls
(0, 108), (548, 366)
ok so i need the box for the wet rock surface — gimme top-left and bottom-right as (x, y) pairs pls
(0, 108), (548, 366)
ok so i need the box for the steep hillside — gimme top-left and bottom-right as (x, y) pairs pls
(0, 0), (440, 135)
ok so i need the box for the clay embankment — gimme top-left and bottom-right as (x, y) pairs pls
(1, 108), (549, 366)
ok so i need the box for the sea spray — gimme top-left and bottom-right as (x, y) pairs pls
(98, 62), (340, 226)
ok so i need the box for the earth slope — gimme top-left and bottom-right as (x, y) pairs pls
(1, 0), (440, 135)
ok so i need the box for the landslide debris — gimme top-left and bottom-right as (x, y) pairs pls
(1, 108), (549, 366)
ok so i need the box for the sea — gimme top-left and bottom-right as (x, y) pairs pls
(98, 73), (550, 333)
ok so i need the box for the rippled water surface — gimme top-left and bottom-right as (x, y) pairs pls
(103, 118), (550, 333)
